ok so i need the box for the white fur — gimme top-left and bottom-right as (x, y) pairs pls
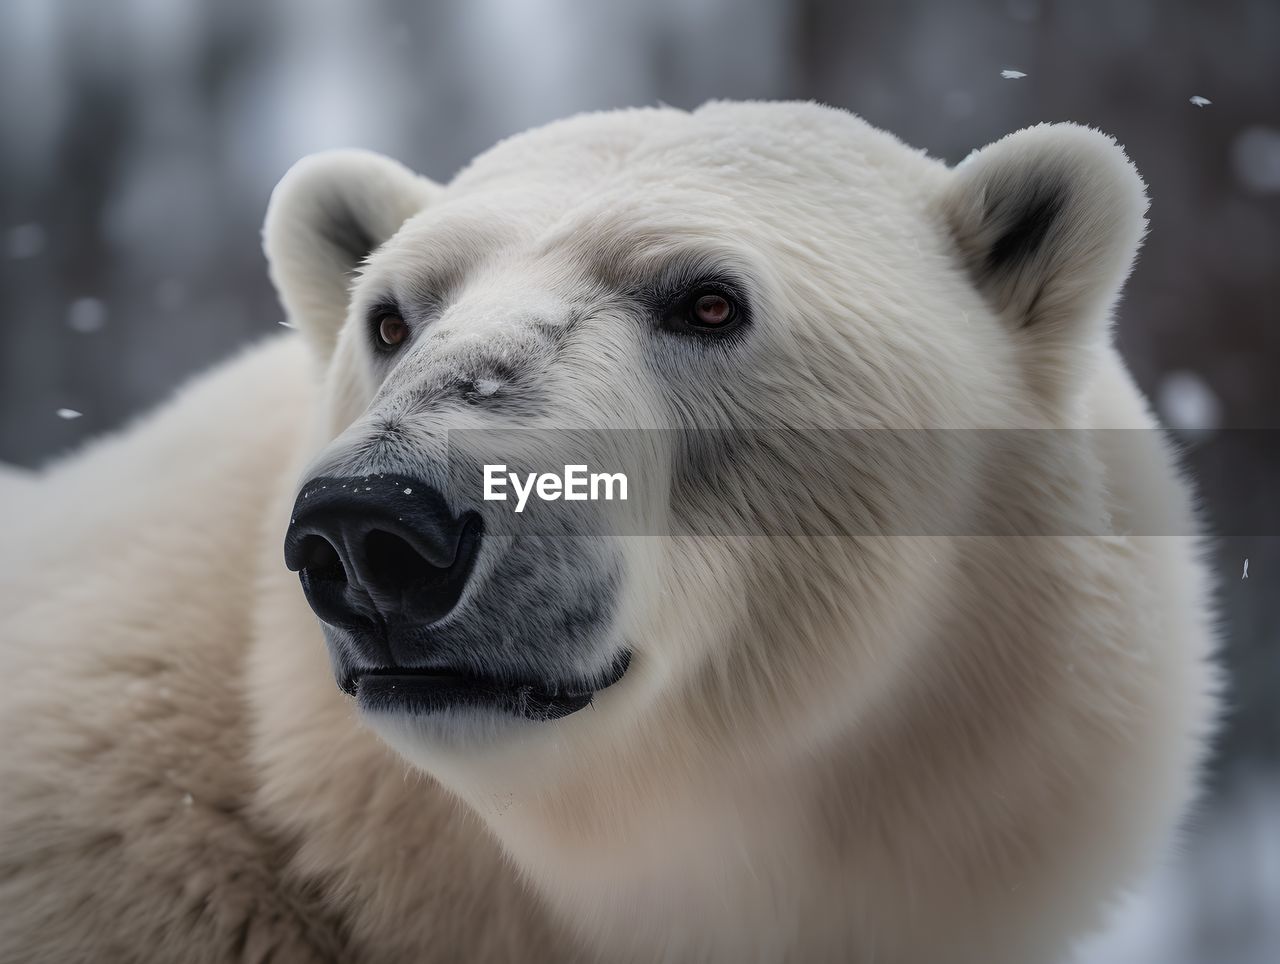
(0, 102), (1217, 963)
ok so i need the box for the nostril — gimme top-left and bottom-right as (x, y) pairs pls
(299, 535), (345, 582)
(363, 529), (447, 593)
(288, 530), (374, 635)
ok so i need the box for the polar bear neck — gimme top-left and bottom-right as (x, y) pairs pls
(449, 563), (1135, 964)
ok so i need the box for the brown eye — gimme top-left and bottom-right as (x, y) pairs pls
(692, 293), (733, 327)
(659, 281), (747, 337)
(377, 312), (408, 348)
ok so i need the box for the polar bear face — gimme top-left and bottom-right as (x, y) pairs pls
(267, 103), (1146, 803)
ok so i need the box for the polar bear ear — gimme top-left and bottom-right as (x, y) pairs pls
(263, 150), (441, 362)
(939, 123), (1148, 404)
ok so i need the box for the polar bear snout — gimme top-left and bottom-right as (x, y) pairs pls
(282, 463), (629, 724)
(284, 475), (482, 651)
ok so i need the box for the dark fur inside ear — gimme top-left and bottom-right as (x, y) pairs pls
(321, 193), (380, 267)
(982, 176), (1068, 284)
(939, 123), (1148, 404)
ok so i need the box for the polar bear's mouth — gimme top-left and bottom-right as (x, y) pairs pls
(345, 651), (631, 721)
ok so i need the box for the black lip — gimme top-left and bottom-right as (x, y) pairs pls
(350, 651), (632, 722)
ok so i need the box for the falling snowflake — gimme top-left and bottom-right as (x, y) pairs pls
(1189, 95), (1212, 107)
(55, 408), (83, 420)
(1242, 559), (1249, 580)
(403, 487), (413, 495)
(1001, 69), (1027, 80)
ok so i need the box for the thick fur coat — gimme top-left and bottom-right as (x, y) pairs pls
(0, 102), (1217, 963)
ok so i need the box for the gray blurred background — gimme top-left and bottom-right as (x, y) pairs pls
(0, 0), (1276, 960)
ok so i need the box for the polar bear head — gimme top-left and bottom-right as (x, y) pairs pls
(267, 102), (1146, 825)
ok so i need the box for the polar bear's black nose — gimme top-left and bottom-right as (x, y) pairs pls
(284, 476), (482, 643)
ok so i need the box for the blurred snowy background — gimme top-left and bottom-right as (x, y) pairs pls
(0, 0), (1276, 959)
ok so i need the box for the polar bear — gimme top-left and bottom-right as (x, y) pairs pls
(0, 101), (1217, 963)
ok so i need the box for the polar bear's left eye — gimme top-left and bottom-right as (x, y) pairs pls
(692, 293), (733, 327)
(373, 310), (409, 351)
(664, 284), (745, 336)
